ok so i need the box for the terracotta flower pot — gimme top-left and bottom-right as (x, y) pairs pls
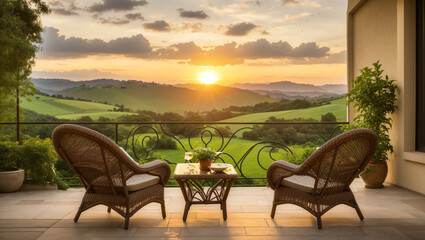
(199, 159), (211, 171)
(361, 162), (388, 189)
(0, 169), (25, 193)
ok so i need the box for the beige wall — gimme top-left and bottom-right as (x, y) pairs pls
(348, 0), (425, 194)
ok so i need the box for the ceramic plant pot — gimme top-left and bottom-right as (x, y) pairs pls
(0, 169), (25, 193)
(361, 162), (388, 189)
(199, 159), (212, 171)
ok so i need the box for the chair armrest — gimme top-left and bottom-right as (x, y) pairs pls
(133, 160), (171, 185)
(266, 161), (300, 190)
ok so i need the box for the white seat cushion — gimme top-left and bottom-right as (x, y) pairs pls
(282, 175), (344, 194)
(126, 174), (160, 192)
(282, 175), (317, 193)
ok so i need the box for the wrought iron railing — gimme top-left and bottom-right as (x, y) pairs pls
(0, 121), (348, 185)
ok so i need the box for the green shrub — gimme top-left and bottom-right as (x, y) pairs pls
(2, 137), (68, 190)
(346, 61), (398, 163)
(146, 135), (177, 149)
(0, 142), (15, 171)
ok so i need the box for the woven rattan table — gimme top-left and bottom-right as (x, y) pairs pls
(174, 163), (238, 221)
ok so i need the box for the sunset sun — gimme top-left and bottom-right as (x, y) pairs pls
(198, 72), (218, 85)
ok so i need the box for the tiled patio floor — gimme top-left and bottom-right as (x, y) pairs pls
(1, 179), (424, 240)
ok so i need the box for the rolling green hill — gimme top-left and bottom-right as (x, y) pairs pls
(222, 98), (347, 123)
(60, 82), (274, 113)
(21, 95), (135, 120)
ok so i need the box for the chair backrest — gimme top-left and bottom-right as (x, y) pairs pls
(301, 128), (377, 195)
(52, 124), (135, 195)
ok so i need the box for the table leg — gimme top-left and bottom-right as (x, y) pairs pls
(221, 201), (227, 220)
(183, 202), (191, 222)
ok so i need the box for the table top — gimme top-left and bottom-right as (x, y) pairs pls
(173, 163), (238, 179)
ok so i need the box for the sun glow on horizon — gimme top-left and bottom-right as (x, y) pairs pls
(198, 72), (219, 85)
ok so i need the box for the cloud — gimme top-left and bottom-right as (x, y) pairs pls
(156, 42), (203, 60)
(281, 0), (321, 7)
(38, 28), (335, 66)
(224, 22), (258, 36)
(284, 12), (311, 20)
(31, 69), (133, 81)
(37, 27), (152, 59)
(180, 22), (205, 33)
(49, 0), (80, 16)
(245, 1), (262, 6)
(178, 8), (209, 19)
(290, 50), (346, 64)
(88, 0), (148, 12)
(158, 39), (330, 66)
(125, 13), (145, 20)
(281, 0), (299, 6)
(93, 12), (144, 25)
(143, 20), (171, 31)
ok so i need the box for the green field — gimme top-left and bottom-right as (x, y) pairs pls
(128, 135), (307, 179)
(61, 82), (274, 113)
(222, 98), (347, 123)
(21, 95), (136, 120)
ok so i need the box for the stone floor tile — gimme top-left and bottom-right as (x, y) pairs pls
(0, 219), (58, 228)
(123, 218), (169, 228)
(245, 237), (338, 240)
(281, 227), (365, 236)
(168, 218), (220, 227)
(227, 213), (270, 219)
(180, 237), (245, 240)
(38, 227), (137, 240)
(0, 231), (43, 240)
(35, 206), (76, 219)
(219, 218), (268, 227)
(180, 227), (246, 236)
(266, 218), (315, 227)
(52, 219), (124, 228)
(196, 211), (223, 219)
(0, 227), (47, 232)
(360, 227), (410, 240)
(16, 200), (45, 205)
(245, 227), (282, 236)
(134, 227), (181, 237)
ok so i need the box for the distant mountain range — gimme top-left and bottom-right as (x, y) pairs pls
(32, 78), (126, 95)
(30, 78), (346, 112)
(31, 78), (274, 113)
(230, 81), (347, 99)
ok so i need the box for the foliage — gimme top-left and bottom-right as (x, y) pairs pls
(223, 98), (346, 127)
(346, 61), (398, 163)
(0, 0), (49, 123)
(241, 116), (339, 146)
(190, 147), (218, 162)
(0, 142), (16, 171)
(146, 135), (177, 149)
(0, 137), (68, 189)
(279, 147), (316, 166)
(321, 112), (337, 122)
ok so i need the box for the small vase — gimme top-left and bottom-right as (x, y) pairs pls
(199, 159), (211, 171)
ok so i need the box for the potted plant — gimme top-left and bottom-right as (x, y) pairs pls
(0, 137), (68, 191)
(0, 142), (24, 192)
(191, 147), (218, 171)
(346, 60), (398, 188)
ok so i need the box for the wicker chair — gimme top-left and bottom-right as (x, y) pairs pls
(267, 128), (377, 229)
(52, 124), (171, 229)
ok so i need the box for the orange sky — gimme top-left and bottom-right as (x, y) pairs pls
(32, 0), (348, 86)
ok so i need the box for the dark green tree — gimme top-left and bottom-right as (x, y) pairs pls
(321, 112), (337, 122)
(0, 0), (49, 123)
